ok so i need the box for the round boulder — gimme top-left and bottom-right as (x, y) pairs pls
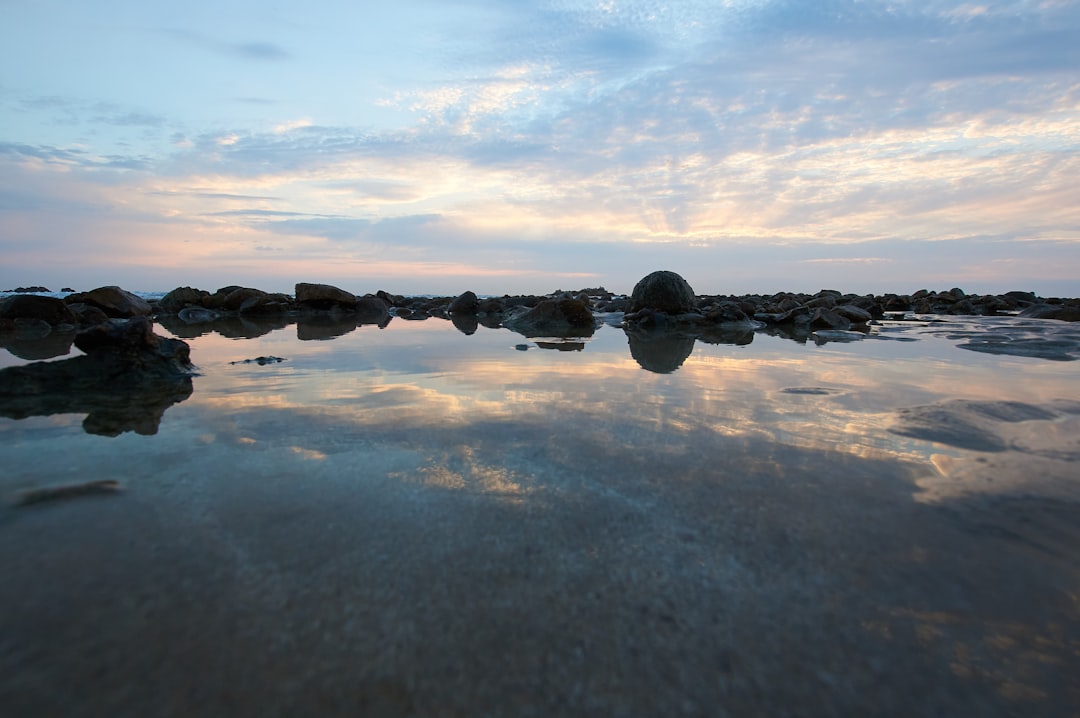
(160, 286), (210, 313)
(448, 291), (479, 315)
(629, 271), (696, 315)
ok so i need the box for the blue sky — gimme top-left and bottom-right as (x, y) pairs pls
(1, 0), (1078, 296)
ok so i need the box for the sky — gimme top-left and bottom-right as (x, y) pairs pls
(1, 0), (1078, 297)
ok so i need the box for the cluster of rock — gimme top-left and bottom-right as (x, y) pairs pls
(2, 273), (1079, 433)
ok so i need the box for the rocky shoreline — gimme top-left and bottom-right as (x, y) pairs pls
(2, 271), (1079, 364)
(4, 273), (1079, 342)
(2, 272), (1079, 431)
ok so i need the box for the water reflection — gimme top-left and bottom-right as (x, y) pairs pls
(0, 354), (193, 435)
(1, 317), (1078, 715)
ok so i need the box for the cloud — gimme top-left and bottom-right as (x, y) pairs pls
(160, 28), (292, 61)
(1, 0), (1078, 295)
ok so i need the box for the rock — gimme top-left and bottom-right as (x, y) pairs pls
(477, 297), (506, 315)
(160, 286), (211, 313)
(809, 308), (851, 330)
(178, 307), (222, 324)
(376, 290), (405, 306)
(65, 286), (151, 318)
(503, 298), (595, 337)
(704, 301), (750, 324)
(834, 304), (873, 324)
(356, 296), (391, 325)
(72, 316), (191, 370)
(448, 291), (479, 315)
(238, 292), (291, 315)
(629, 271), (696, 315)
(66, 303), (111, 327)
(1019, 303), (1080, 322)
(5, 286), (51, 293)
(0, 294), (76, 326)
(221, 287), (268, 312)
(295, 282), (357, 309)
(204, 286), (245, 310)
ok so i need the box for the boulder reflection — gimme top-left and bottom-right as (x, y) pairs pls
(0, 355), (193, 436)
(626, 330), (697, 373)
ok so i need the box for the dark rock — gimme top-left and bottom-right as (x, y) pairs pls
(160, 286), (211, 313)
(356, 296), (391, 325)
(834, 305), (873, 324)
(203, 286), (244, 310)
(601, 297), (630, 313)
(72, 317), (191, 370)
(1019, 304), (1080, 322)
(477, 298), (506, 315)
(177, 307), (221, 324)
(239, 292), (291, 315)
(0, 294), (76, 326)
(1004, 290), (1037, 304)
(65, 286), (151, 318)
(704, 302), (749, 324)
(629, 271), (696, 314)
(448, 291), (479, 315)
(5, 286), (51, 293)
(66, 303), (111, 327)
(295, 282), (357, 309)
(809, 308), (850, 330)
(376, 290), (405, 306)
(503, 298), (595, 338)
(221, 287), (268, 312)
(61, 287), (75, 293)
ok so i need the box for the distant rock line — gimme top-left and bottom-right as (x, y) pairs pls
(3, 273), (1080, 437)
(2, 274), (1079, 367)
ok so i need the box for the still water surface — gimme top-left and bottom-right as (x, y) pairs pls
(1, 316), (1078, 716)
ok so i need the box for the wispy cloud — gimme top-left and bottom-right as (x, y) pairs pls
(160, 29), (292, 61)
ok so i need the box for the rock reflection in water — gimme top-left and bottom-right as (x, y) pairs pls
(1, 316), (1079, 716)
(626, 330), (697, 373)
(0, 327), (76, 360)
(0, 354), (193, 435)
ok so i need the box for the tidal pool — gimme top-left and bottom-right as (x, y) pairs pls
(1, 315), (1078, 716)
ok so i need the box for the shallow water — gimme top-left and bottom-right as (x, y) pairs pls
(1, 315), (1078, 716)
